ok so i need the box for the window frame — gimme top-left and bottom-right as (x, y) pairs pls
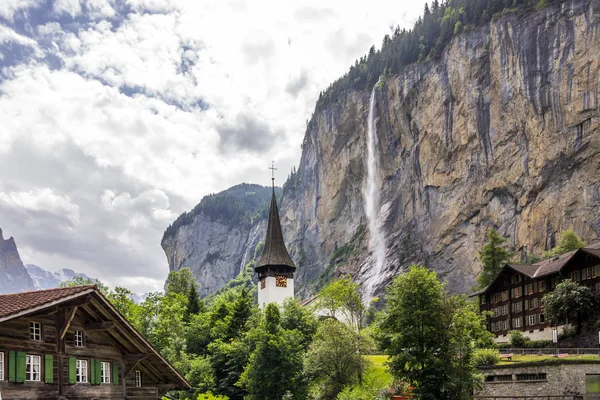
(30, 321), (42, 341)
(135, 370), (142, 387)
(512, 317), (522, 328)
(528, 314), (537, 326)
(76, 359), (88, 383)
(74, 330), (84, 347)
(26, 354), (41, 382)
(100, 361), (110, 384)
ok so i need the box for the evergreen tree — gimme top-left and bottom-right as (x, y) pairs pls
(477, 228), (511, 287)
(186, 284), (202, 319)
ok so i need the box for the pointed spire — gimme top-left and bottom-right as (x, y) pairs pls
(255, 187), (296, 270)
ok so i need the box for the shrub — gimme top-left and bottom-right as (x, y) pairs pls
(473, 349), (500, 366)
(523, 340), (552, 348)
(558, 325), (577, 341)
(509, 330), (530, 347)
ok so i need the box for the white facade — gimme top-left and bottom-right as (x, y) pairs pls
(258, 275), (294, 309)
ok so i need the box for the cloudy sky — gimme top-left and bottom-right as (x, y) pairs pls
(0, 0), (427, 293)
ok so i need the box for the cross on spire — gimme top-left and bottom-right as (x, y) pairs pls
(269, 161), (277, 187)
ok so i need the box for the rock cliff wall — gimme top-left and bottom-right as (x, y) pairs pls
(163, 0), (600, 298)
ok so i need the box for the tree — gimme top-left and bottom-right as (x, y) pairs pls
(376, 265), (492, 400)
(305, 319), (373, 399)
(477, 228), (511, 287)
(187, 284), (203, 319)
(239, 304), (307, 400)
(543, 280), (598, 334)
(60, 276), (109, 294)
(281, 298), (317, 350)
(549, 228), (586, 256)
(107, 287), (138, 320)
(166, 267), (199, 296)
(315, 277), (366, 330)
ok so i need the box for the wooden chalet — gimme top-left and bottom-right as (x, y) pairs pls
(0, 285), (190, 399)
(473, 242), (600, 341)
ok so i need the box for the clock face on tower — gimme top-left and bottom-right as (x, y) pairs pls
(275, 275), (287, 288)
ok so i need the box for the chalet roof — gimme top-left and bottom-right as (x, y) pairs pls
(0, 285), (190, 390)
(255, 188), (296, 270)
(508, 263), (539, 278)
(472, 241), (600, 297)
(0, 285), (95, 319)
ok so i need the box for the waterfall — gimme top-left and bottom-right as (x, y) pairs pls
(362, 83), (386, 302)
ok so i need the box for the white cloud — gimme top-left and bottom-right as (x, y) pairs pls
(0, 0), (40, 22)
(0, 188), (80, 225)
(0, 0), (428, 293)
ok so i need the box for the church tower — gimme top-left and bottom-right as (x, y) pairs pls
(254, 179), (296, 310)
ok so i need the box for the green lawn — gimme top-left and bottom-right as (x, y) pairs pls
(499, 353), (600, 365)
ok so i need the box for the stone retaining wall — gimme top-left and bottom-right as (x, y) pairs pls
(476, 362), (600, 398)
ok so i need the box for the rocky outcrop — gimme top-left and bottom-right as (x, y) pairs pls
(163, 0), (600, 299)
(0, 228), (34, 294)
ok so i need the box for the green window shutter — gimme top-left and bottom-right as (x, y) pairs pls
(112, 362), (119, 385)
(44, 354), (53, 383)
(68, 357), (77, 384)
(95, 360), (101, 385)
(16, 352), (26, 383)
(89, 358), (96, 384)
(8, 351), (16, 382)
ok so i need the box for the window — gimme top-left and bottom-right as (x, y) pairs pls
(486, 374), (513, 382)
(512, 274), (522, 285)
(0, 352), (3, 381)
(531, 297), (539, 309)
(527, 314), (537, 326)
(516, 373), (546, 381)
(539, 280), (546, 292)
(76, 359), (88, 383)
(30, 322), (41, 341)
(502, 305), (509, 315)
(586, 267), (593, 280)
(74, 330), (84, 347)
(511, 287), (522, 298)
(492, 293), (501, 303)
(100, 362), (110, 384)
(571, 270), (581, 282)
(501, 291), (508, 301)
(594, 265), (600, 278)
(527, 284), (534, 294)
(26, 355), (41, 381)
(539, 314), (545, 324)
(135, 370), (142, 387)
(512, 302), (522, 313)
(512, 317), (522, 328)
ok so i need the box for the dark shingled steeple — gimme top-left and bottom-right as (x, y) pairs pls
(255, 188), (296, 271)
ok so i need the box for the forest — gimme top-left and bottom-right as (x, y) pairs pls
(162, 184), (279, 242)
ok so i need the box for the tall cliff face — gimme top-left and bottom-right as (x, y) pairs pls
(161, 184), (272, 297)
(283, 0), (600, 297)
(0, 228), (35, 294)
(163, 0), (600, 299)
